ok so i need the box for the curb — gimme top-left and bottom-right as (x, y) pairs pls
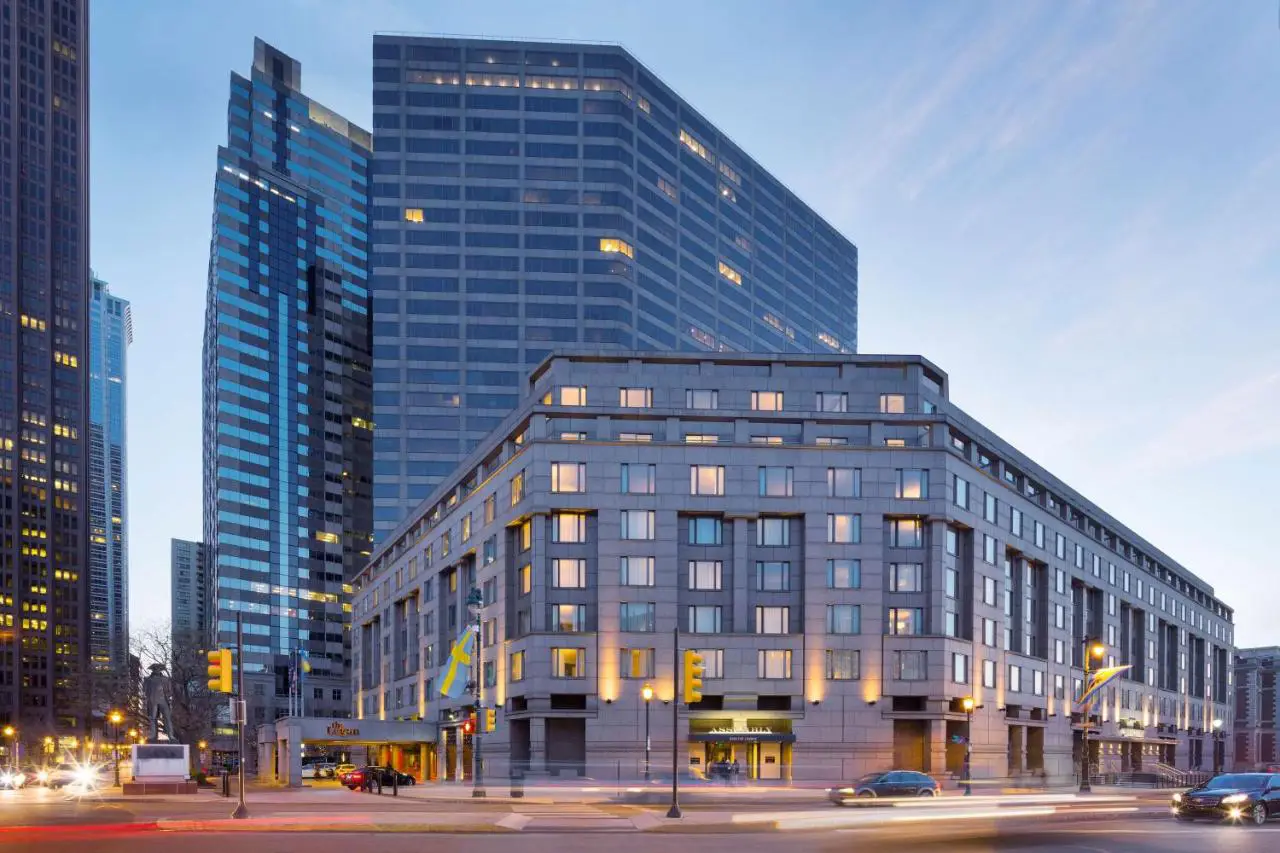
(156, 819), (517, 833)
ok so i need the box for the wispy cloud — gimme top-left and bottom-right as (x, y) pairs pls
(1129, 364), (1280, 474)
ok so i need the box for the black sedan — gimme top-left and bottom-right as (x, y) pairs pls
(345, 765), (416, 790)
(1172, 773), (1280, 825)
(829, 770), (940, 804)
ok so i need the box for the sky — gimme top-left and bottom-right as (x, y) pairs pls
(90, 1), (1280, 646)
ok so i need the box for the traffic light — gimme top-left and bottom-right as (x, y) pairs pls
(462, 715), (475, 735)
(484, 708), (497, 732)
(207, 648), (233, 693)
(683, 650), (705, 704)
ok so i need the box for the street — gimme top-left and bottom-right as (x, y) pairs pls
(3, 821), (1280, 853)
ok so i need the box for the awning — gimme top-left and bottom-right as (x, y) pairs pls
(689, 732), (796, 743)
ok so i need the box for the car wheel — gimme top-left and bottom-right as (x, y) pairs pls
(917, 788), (936, 797)
(1252, 804), (1268, 826)
(1174, 813), (1194, 822)
(856, 790), (875, 799)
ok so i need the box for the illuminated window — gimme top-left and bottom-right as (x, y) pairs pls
(552, 555), (586, 589)
(827, 514), (860, 544)
(518, 564), (532, 595)
(684, 434), (718, 445)
(510, 651), (525, 682)
(511, 471), (525, 506)
(558, 386), (587, 406)
(751, 436), (783, 445)
(718, 161), (741, 185)
(621, 648), (655, 679)
(599, 237), (634, 258)
(466, 73), (520, 87)
(618, 387), (651, 408)
(758, 649), (792, 679)
(551, 513), (588, 544)
(880, 394), (906, 414)
(404, 208), (424, 223)
(756, 606), (790, 635)
(617, 432), (652, 443)
(688, 561), (722, 591)
(526, 76), (578, 90)
(620, 557), (655, 587)
(751, 390), (782, 411)
(551, 648), (584, 678)
(551, 604), (586, 632)
(550, 462), (587, 494)
(679, 129), (714, 163)
(315, 531), (339, 544)
(689, 465), (724, 496)
(718, 261), (743, 286)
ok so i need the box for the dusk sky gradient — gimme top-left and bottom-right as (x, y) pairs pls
(89, 1), (1279, 645)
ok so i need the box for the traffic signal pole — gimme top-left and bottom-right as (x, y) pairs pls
(667, 626), (681, 819)
(232, 614), (249, 819)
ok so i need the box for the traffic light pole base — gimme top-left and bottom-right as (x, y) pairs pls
(666, 804), (682, 819)
(472, 787), (487, 798)
(231, 802), (249, 820)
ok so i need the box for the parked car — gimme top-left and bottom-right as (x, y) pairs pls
(312, 762), (337, 779)
(1172, 773), (1280, 826)
(345, 766), (416, 790)
(334, 763), (357, 784)
(301, 764), (317, 779)
(828, 770), (940, 804)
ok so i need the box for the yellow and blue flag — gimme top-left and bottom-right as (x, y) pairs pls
(1075, 664), (1131, 711)
(439, 625), (477, 699)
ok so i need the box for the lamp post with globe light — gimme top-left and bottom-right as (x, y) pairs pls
(108, 710), (123, 786)
(1212, 719), (1223, 774)
(467, 586), (486, 798)
(642, 683), (654, 781)
(2, 725), (15, 772)
(1079, 641), (1106, 793)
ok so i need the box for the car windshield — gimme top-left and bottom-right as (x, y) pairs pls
(855, 773), (885, 784)
(1206, 774), (1267, 790)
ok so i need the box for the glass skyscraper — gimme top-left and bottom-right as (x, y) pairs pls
(0, 0), (90, 739)
(370, 36), (859, 535)
(87, 274), (131, 672)
(202, 40), (372, 723)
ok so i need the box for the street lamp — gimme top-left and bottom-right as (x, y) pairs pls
(466, 586), (486, 798)
(961, 697), (975, 796)
(2, 725), (15, 771)
(1080, 641), (1105, 794)
(108, 710), (123, 787)
(642, 683), (654, 782)
(1212, 719), (1224, 774)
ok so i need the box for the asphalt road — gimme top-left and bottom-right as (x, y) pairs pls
(3, 822), (1280, 853)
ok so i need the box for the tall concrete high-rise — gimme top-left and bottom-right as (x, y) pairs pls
(0, 0), (91, 740)
(87, 274), (131, 672)
(369, 36), (860, 536)
(169, 539), (208, 649)
(202, 40), (372, 723)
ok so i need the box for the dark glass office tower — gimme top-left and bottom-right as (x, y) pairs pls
(87, 274), (130, 673)
(202, 40), (372, 723)
(0, 0), (90, 742)
(370, 36), (859, 535)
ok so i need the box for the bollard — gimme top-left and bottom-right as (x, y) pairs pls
(222, 771), (230, 798)
(392, 769), (398, 797)
(510, 768), (524, 799)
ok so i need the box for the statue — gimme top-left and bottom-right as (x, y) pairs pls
(142, 663), (176, 742)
